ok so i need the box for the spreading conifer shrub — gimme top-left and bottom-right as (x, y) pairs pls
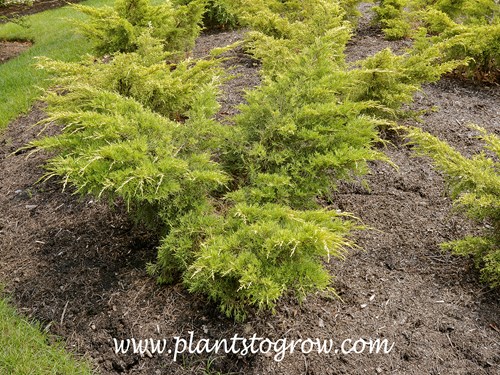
(372, 0), (500, 81)
(32, 0), (468, 319)
(419, 21), (500, 81)
(30, 85), (229, 229)
(37, 34), (226, 122)
(32, 29), (230, 231)
(148, 4), (385, 319)
(406, 126), (500, 288)
(149, 24), (389, 319)
(151, 203), (361, 320)
(240, 0), (352, 77)
(31, 1), (375, 320)
(373, 0), (412, 40)
(173, 0), (239, 29)
(225, 36), (388, 208)
(348, 42), (462, 117)
(73, 0), (206, 58)
(237, 0), (461, 120)
(413, 0), (499, 25)
(374, 0), (500, 37)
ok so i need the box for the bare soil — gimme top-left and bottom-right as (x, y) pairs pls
(0, 40), (31, 63)
(0, 5), (499, 375)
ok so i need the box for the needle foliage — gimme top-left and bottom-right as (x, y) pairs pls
(373, 0), (500, 81)
(73, 0), (206, 58)
(406, 126), (500, 288)
(173, 0), (239, 29)
(30, 0), (477, 319)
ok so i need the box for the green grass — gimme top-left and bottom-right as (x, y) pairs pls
(0, 0), (111, 130)
(0, 295), (93, 374)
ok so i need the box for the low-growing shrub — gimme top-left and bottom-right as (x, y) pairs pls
(421, 21), (500, 81)
(32, 0), (470, 320)
(372, 0), (500, 81)
(406, 126), (500, 288)
(349, 41), (462, 117)
(30, 85), (229, 230)
(338, 0), (365, 24)
(226, 37), (387, 209)
(34, 52), (368, 320)
(33, 1), (372, 319)
(372, 0), (413, 40)
(242, 2), (352, 78)
(239, 0), (461, 119)
(73, 0), (206, 58)
(147, 3), (398, 319)
(37, 34), (226, 121)
(151, 203), (361, 321)
(378, 0), (500, 37)
(174, 0), (239, 29)
(414, 0), (499, 25)
(237, 0), (351, 44)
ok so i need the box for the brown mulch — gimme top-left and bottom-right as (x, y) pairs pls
(0, 5), (499, 375)
(0, 0), (83, 22)
(0, 40), (31, 63)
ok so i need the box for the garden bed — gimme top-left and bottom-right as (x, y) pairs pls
(0, 0), (83, 21)
(0, 39), (30, 63)
(0, 5), (499, 375)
